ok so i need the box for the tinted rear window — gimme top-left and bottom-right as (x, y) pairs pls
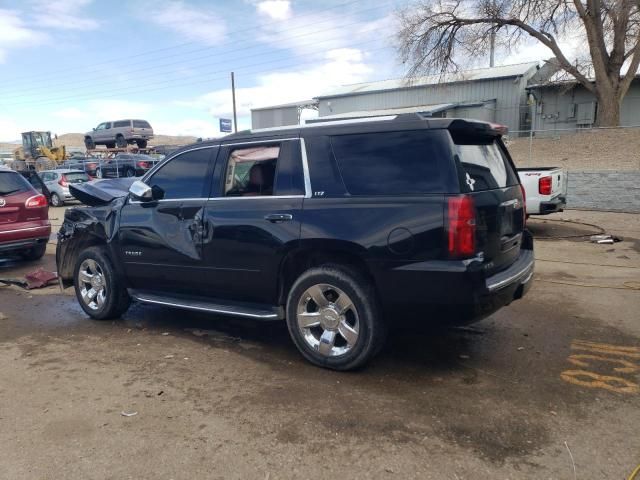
(65, 172), (90, 183)
(133, 120), (151, 128)
(0, 171), (31, 195)
(454, 141), (519, 192)
(113, 120), (130, 128)
(330, 130), (448, 195)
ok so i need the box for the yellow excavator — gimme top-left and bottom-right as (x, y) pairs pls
(12, 131), (66, 172)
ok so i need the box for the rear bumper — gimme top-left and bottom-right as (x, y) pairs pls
(374, 232), (535, 325)
(0, 222), (51, 245)
(538, 196), (566, 215)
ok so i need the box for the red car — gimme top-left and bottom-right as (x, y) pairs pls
(0, 167), (51, 260)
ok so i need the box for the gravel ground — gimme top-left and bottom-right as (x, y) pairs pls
(0, 208), (638, 479)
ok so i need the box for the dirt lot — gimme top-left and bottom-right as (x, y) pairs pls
(1, 208), (639, 479)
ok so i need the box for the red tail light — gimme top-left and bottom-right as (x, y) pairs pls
(87, 162), (98, 170)
(539, 176), (552, 195)
(447, 195), (476, 258)
(25, 194), (47, 208)
(58, 175), (69, 187)
(137, 161), (149, 169)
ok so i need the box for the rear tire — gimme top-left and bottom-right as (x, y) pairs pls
(115, 135), (126, 148)
(84, 137), (95, 150)
(74, 247), (130, 320)
(50, 192), (63, 207)
(136, 140), (148, 148)
(105, 142), (116, 149)
(124, 167), (136, 178)
(285, 265), (386, 370)
(21, 243), (46, 261)
(95, 168), (103, 179)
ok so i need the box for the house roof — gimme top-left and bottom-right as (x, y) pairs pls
(316, 62), (540, 99)
(251, 99), (318, 112)
(307, 103), (458, 121)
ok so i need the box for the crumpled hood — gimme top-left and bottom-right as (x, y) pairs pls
(69, 178), (136, 206)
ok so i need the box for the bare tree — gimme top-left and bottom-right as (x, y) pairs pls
(397, 0), (640, 126)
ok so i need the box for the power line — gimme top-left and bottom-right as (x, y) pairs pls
(1, 40), (392, 109)
(0, 0), (391, 93)
(0, 4), (392, 99)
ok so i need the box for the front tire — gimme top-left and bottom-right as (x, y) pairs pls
(74, 247), (130, 320)
(286, 266), (386, 370)
(95, 168), (103, 179)
(124, 167), (135, 178)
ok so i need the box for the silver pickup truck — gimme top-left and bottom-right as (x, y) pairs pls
(517, 167), (567, 215)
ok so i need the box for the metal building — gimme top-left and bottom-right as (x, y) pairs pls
(314, 62), (540, 131)
(251, 100), (318, 130)
(527, 78), (640, 130)
(249, 63), (541, 130)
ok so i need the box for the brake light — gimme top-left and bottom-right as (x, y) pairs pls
(58, 175), (69, 187)
(539, 176), (552, 195)
(447, 195), (476, 258)
(137, 161), (149, 169)
(520, 183), (527, 225)
(87, 162), (98, 170)
(25, 194), (47, 208)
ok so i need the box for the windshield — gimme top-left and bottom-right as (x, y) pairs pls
(32, 132), (51, 147)
(0, 171), (31, 195)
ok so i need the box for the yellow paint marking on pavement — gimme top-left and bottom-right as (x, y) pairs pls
(571, 340), (640, 359)
(568, 354), (639, 374)
(560, 369), (639, 394)
(561, 340), (640, 394)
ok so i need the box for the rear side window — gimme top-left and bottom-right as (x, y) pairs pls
(0, 172), (31, 195)
(454, 141), (519, 192)
(330, 130), (448, 195)
(133, 120), (151, 128)
(113, 120), (130, 128)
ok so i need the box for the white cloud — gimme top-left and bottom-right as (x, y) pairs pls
(51, 107), (88, 119)
(31, 0), (100, 31)
(257, 0), (291, 20)
(0, 9), (48, 63)
(149, 1), (226, 46)
(177, 47), (373, 120)
(153, 119), (219, 137)
(84, 99), (153, 122)
(0, 117), (21, 143)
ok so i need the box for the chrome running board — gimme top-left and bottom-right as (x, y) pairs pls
(128, 290), (284, 320)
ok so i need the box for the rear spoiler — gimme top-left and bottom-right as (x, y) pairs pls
(448, 119), (508, 139)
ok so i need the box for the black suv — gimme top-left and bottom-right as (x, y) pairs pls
(57, 115), (533, 370)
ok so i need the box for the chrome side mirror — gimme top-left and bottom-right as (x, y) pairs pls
(129, 180), (153, 201)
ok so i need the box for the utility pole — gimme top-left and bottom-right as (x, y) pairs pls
(231, 71), (238, 133)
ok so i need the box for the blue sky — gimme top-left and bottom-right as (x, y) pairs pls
(0, 0), (562, 141)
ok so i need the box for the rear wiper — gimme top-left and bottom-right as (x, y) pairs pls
(0, 189), (20, 195)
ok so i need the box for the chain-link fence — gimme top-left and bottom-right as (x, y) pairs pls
(505, 125), (640, 171)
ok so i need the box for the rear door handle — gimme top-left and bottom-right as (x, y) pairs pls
(265, 213), (293, 222)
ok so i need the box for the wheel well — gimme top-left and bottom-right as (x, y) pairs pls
(278, 248), (375, 305)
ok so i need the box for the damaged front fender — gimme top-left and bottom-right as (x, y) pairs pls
(56, 197), (126, 288)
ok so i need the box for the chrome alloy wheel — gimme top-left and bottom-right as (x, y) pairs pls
(296, 283), (360, 357)
(78, 259), (107, 311)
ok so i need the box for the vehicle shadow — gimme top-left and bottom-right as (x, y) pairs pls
(121, 302), (480, 375)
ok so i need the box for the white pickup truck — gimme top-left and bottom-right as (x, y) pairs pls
(517, 167), (567, 215)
